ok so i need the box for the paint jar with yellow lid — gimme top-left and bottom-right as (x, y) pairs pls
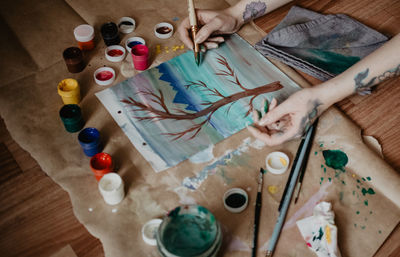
(57, 78), (81, 104)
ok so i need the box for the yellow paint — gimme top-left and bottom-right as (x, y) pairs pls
(325, 225), (332, 244)
(352, 174), (356, 178)
(268, 185), (278, 194)
(180, 44), (185, 49)
(57, 78), (80, 104)
(279, 157), (287, 166)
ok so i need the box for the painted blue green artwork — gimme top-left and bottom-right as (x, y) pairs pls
(96, 34), (301, 172)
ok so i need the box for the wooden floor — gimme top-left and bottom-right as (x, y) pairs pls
(0, 1), (399, 256)
(0, 117), (104, 257)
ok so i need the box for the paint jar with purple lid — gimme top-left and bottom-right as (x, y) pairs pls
(156, 205), (222, 257)
(59, 104), (85, 133)
(78, 127), (102, 157)
(63, 47), (85, 73)
(101, 22), (120, 46)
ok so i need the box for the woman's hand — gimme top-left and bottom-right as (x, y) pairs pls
(178, 9), (242, 51)
(248, 88), (329, 146)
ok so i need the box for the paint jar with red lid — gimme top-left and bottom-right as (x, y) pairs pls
(101, 22), (120, 46)
(63, 47), (85, 73)
(74, 24), (95, 50)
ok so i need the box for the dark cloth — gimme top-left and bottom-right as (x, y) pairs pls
(255, 6), (389, 82)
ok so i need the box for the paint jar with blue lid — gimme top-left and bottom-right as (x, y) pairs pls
(156, 205), (222, 257)
(101, 22), (120, 46)
(78, 127), (102, 157)
(59, 104), (85, 133)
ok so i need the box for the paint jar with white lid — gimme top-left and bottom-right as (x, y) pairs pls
(74, 24), (95, 50)
(98, 173), (125, 205)
(156, 205), (222, 257)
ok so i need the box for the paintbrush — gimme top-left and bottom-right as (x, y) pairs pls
(265, 123), (317, 257)
(294, 119), (318, 204)
(187, 0), (200, 65)
(277, 136), (306, 212)
(252, 168), (265, 257)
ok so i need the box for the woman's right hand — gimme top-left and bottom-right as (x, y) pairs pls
(178, 8), (242, 51)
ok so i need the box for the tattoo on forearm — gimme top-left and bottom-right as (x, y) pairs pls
(243, 1), (267, 23)
(354, 64), (400, 93)
(296, 99), (322, 137)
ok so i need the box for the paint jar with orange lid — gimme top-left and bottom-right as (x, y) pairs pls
(57, 78), (81, 104)
(74, 24), (95, 51)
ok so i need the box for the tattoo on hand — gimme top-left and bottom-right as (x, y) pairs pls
(354, 64), (400, 93)
(243, 1), (267, 23)
(296, 99), (322, 138)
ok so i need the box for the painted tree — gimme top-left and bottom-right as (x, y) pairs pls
(121, 54), (283, 140)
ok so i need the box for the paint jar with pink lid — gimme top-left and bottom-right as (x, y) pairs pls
(74, 24), (95, 51)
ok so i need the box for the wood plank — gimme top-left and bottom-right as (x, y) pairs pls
(0, 117), (104, 257)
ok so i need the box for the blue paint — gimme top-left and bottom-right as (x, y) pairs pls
(128, 41), (143, 48)
(78, 127), (102, 157)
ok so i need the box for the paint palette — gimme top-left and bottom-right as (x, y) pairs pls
(156, 205), (222, 257)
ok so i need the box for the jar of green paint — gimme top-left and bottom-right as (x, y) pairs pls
(59, 104), (85, 133)
(156, 205), (222, 257)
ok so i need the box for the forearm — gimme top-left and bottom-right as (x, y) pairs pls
(226, 0), (292, 25)
(315, 33), (400, 107)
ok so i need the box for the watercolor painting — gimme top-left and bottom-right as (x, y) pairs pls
(96, 34), (301, 172)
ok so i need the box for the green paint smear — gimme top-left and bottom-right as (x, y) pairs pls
(378, 230), (382, 234)
(364, 200), (369, 206)
(362, 177), (366, 181)
(320, 177), (324, 185)
(320, 143), (324, 147)
(354, 224), (357, 228)
(366, 177), (371, 181)
(361, 188), (375, 196)
(313, 227), (324, 241)
(328, 178), (332, 182)
(304, 49), (361, 74)
(370, 211), (373, 215)
(322, 150), (348, 171)
(361, 226), (366, 230)
(314, 151), (318, 155)
(356, 211), (360, 215)
(341, 180), (346, 185)
(162, 213), (217, 256)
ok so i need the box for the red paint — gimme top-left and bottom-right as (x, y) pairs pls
(107, 49), (124, 57)
(306, 242), (312, 247)
(96, 70), (114, 81)
(90, 152), (113, 181)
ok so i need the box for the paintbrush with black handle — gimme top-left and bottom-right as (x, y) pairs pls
(252, 168), (265, 257)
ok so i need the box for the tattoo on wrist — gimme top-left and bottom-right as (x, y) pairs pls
(243, 1), (267, 23)
(354, 64), (400, 93)
(296, 99), (322, 138)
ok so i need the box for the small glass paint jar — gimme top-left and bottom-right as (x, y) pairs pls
(57, 78), (81, 104)
(156, 205), (222, 257)
(74, 24), (95, 50)
(63, 47), (85, 73)
(101, 22), (120, 46)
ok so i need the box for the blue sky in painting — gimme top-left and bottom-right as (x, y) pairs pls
(96, 34), (301, 172)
